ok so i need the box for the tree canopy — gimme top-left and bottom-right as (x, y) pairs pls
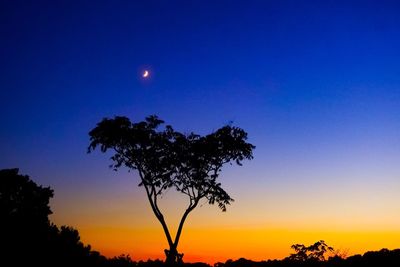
(286, 240), (334, 262)
(0, 169), (106, 267)
(88, 115), (255, 264)
(0, 168), (53, 228)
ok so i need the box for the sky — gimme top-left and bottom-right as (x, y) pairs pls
(1, 0), (400, 264)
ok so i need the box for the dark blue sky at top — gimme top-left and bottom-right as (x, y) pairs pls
(0, 1), (399, 190)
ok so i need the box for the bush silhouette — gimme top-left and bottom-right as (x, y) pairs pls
(285, 240), (334, 262)
(1, 168), (54, 265)
(0, 168), (107, 267)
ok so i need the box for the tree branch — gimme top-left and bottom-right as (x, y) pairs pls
(138, 167), (174, 248)
(173, 198), (199, 247)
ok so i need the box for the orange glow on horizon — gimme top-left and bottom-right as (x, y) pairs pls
(77, 226), (400, 264)
(50, 172), (400, 265)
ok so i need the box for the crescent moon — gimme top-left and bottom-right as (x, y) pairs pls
(143, 70), (149, 78)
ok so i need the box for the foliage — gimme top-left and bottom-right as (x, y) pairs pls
(218, 248), (400, 267)
(0, 168), (106, 267)
(108, 254), (136, 267)
(0, 168), (53, 228)
(286, 240), (334, 262)
(88, 115), (255, 264)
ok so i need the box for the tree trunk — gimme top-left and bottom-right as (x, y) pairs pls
(165, 201), (198, 265)
(165, 245), (183, 266)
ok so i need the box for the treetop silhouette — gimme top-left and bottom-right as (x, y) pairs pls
(0, 169), (106, 267)
(286, 240), (334, 262)
(88, 115), (255, 265)
(0, 168), (53, 228)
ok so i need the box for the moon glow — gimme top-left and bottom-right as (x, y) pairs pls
(143, 70), (149, 78)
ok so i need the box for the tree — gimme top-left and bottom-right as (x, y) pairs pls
(0, 168), (54, 261)
(0, 168), (53, 265)
(0, 168), (53, 228)
(286, 240), (334, 262)
(0, 168), (107, 267)
(88, 115), (255, 264)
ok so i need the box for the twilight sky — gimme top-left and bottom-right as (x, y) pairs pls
(1, 0), (400, 263)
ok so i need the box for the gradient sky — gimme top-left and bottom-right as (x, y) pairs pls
(1, 0), (400, 264)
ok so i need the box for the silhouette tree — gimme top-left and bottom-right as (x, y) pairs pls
(0, 169), (107, 267)
(286, 240), (334, 262)
(0, 168), (54, 265)
(0, 168), (53, 227)
(88, 115), (255, 265)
